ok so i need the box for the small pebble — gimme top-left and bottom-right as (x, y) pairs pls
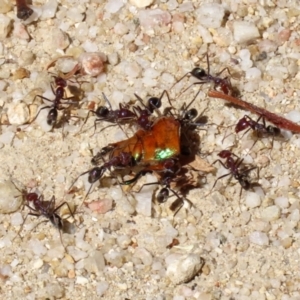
(245, 192), (261, 208)
(286, 110), (300, 123)
(129, 0), (154, 8)
(33, 258), (44, 269)
(195, 3), (225, 29)
(86, 199), (113, 214)
(79, 52), (107, 77)
(41, 0), (58, 20)
(104, 0), (125, 14)
(133, 247), (153, 266)
(0, 14), (12, 40)
(96, 282), (109, 297)
(233, 21), (260, 43)
(261, 205), (281, 222)
(166, 254), (204, 285)
(76, 276), (89, 285)
(13, 22), (30, 40)
(274, 197), (289, 209)
(0, 181), (23, 214)
(0, 0), (12, 13)
(138, 9), (171, 30)
(249, 231), (269, 246)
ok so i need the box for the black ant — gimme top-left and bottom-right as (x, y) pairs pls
(70, 150), (136, 200)
(81, 93), (162, 135)
(30, 76), (78, 127)
(212, 150), (257, 193)
(16, 0), (33, 20)
(173, 53), (236, 109)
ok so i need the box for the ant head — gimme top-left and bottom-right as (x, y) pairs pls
(191, 67), (207, 80)
(235, 117), (249, 133)
(96, 106), (109, 118)
(183, 108), (198, 121)
(218, 150), (232, 159)
(88, 167), (105, 184)
(148, 97), (161, 112)
(47, 108), (58, 126)
(138, 114), (152, 130)
(26, 192), (39, 202)
(157, 188), (169, 203)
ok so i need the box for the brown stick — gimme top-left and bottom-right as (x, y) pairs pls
(208, 90), (300, 133)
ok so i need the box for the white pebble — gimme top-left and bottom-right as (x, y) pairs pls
(245, 67), (262, 81)
(0, 131), (15, 145)
(67, 7), (85, 23)
(138, 9), (171, 29)
(10, 212), (23, 226)
(13, 22), (30, 40)
(124, 61), (142, 78)
(96, 282), (109, 297)
(0, 14), (12, 40)
(249, 231), (269, 246)
(79, 52), (107, 77)
(233, 21), (260, 44)
(197, 25), (213, 44)
(134, 247), (153, 266)
(166, 254), (204, 285)
(33, 258), (44, 269)
(0, 181), (23, 213)
(76, 276), (89, 285)
(117, 235), (131, 249)
(274, 197), (289, 209)
(68, 247), (88, 261)
(130, 0), (154, 8)
(41, 0), (58, 20)
(286, 110), (300, 123)
(114, 23), (129, 35)
(261, 205), (281, 222)
(107, 52), (119, 66)
(144, 68), (160, 79)
(104, 0), (125, 14)
(195, 3), (225, 29)
(245, 192), (261, 208)
(7, 102), (30, 125)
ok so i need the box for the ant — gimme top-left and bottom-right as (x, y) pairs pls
(30, 76), (78, 127)
(173, 53), (236, 108)
(81, 93), (162, 135)
(13, 183), (75, 249)
(212, 150), (257, 193)
(235, 115), (281, 150)
(70, 150), (136, 199)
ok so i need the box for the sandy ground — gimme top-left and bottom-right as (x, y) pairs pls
(1, 0), (300, 299)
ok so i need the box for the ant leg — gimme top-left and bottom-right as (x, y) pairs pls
(27, 105), (52, 125)
(121, 170), (152, 186)
(53, 201), (76, 221)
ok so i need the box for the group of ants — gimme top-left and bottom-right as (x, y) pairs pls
(9, 55), (286, 250)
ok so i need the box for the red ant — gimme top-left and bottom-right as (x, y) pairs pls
(15, 0), (33, 20)
(13, 183), (75, 248)
(236, 115), (281, 139)
(30, 76), (78, 127)
(212, 150), (257, 193)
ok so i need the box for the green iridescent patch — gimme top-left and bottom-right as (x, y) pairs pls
(155, 148), (175, 160)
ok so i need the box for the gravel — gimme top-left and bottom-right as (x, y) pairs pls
(0, 0), (300, 299)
